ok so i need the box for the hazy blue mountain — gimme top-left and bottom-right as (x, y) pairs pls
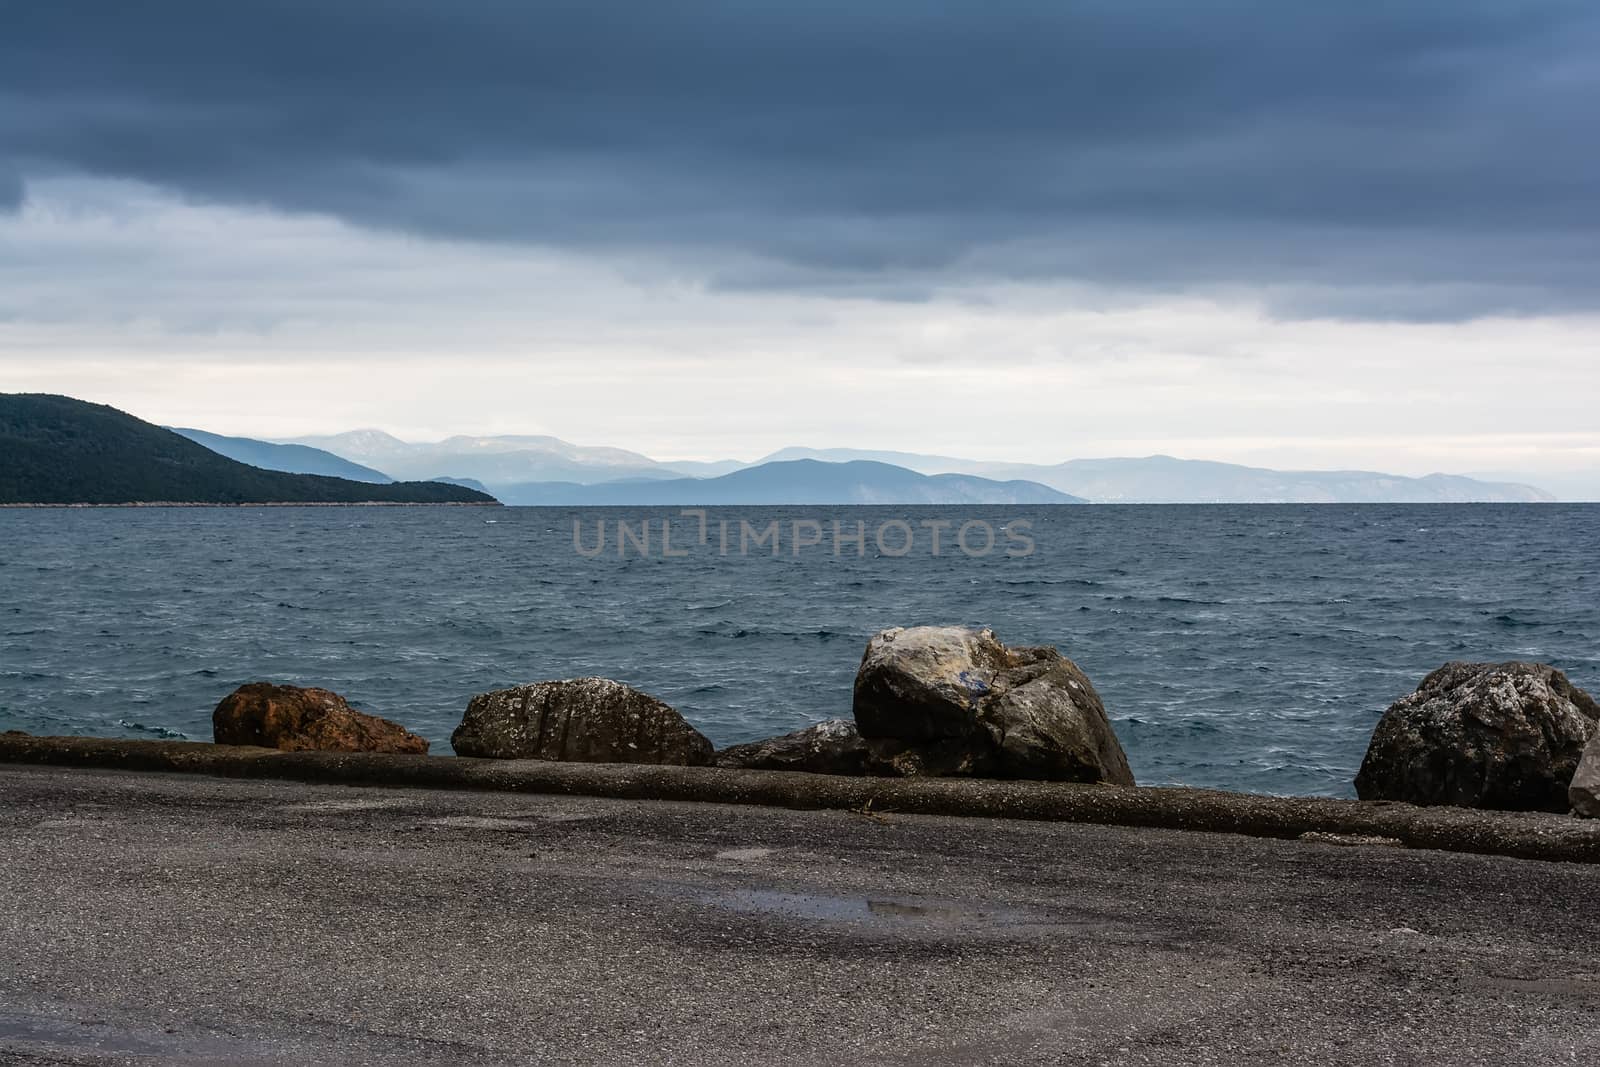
(756, 446), (982, 473)
(431, 476), (492, 494)
(1465, 470), (1600, 503)
(756, 448), (1553, 503)
(657, 458), (749, 478)
(970, 456), (1555, 503)
(273, 429), (1558, 503)
(171, 428), (394, 483)
(285, 429), (416, 460)
(492, 459), (1083, 505)
(286, 431), (672, 485)
(0, 395), (497, 505)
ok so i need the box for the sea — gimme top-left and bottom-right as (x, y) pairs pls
(2, 504), (1596, 797)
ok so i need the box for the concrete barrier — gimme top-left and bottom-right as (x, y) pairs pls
(3, 733), (1598, 862)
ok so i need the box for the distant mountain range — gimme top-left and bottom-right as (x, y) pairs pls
(170, 428), (393, 483)
(8, 394), (1560, 506)
(272, 431), (1083, 503)
(760, 449), (1556, 504)
(0, 395), (496, 505)
(262, 429), (1556, 504)
(487, 460), (1084, 505)
(1465, 469), (1600, 503)
(287, 429), (674, 485)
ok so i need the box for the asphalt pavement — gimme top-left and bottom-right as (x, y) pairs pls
(1, 764), (1597, 1065)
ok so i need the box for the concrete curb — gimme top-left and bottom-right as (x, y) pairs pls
(4, 734), (1598, 863)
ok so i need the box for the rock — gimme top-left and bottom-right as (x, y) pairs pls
(212, 682), (429, 754)
(713, 719), (942, 776)
(854, 626), (1011, 741)
(1572, 734), (1600, 818)
(451, 678), (713, 765)
(851, 626), (1135, 784)
(1354, 662), (1598, 812)
(715, 719), (877, 774)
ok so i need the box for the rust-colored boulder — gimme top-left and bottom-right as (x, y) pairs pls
(212, 682), (429, 754)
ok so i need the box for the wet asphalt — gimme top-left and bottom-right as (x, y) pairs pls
(1, 764), (1597, 1066)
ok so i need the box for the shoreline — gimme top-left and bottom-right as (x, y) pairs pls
(0, 500), (502, 508)
(4, 733), (1596, 863)
(5, 502), (1592, 509)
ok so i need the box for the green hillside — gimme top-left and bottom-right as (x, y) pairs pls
(0, 395), (498, 505)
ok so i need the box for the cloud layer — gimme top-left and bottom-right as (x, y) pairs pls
(6, 1), (1599, 318)
(5, 177), (1597, 490)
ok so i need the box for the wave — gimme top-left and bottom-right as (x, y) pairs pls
(116, 719), (189, 740)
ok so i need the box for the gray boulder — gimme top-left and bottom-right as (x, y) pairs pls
(1355, 661), (1598, 812)
(715, 720), (883, 775)
(713, 718), (1013, 778)
(452, 678), (713, 766)
(851, 626), (1135, 784)
(1571, 734), (1600, 818)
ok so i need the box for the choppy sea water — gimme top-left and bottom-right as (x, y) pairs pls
(2, 504), (1596, 797)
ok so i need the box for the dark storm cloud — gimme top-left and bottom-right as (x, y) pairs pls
(3, 1), (1598, 318)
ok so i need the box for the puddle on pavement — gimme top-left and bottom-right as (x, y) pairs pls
(704, 888), (1065, 931)
(0, 1014), (163, 1056)
(715, 847), (776, 862)
(0, 1012), (275, 1064)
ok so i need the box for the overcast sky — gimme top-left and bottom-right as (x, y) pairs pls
(2, 1), (1597, 483)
